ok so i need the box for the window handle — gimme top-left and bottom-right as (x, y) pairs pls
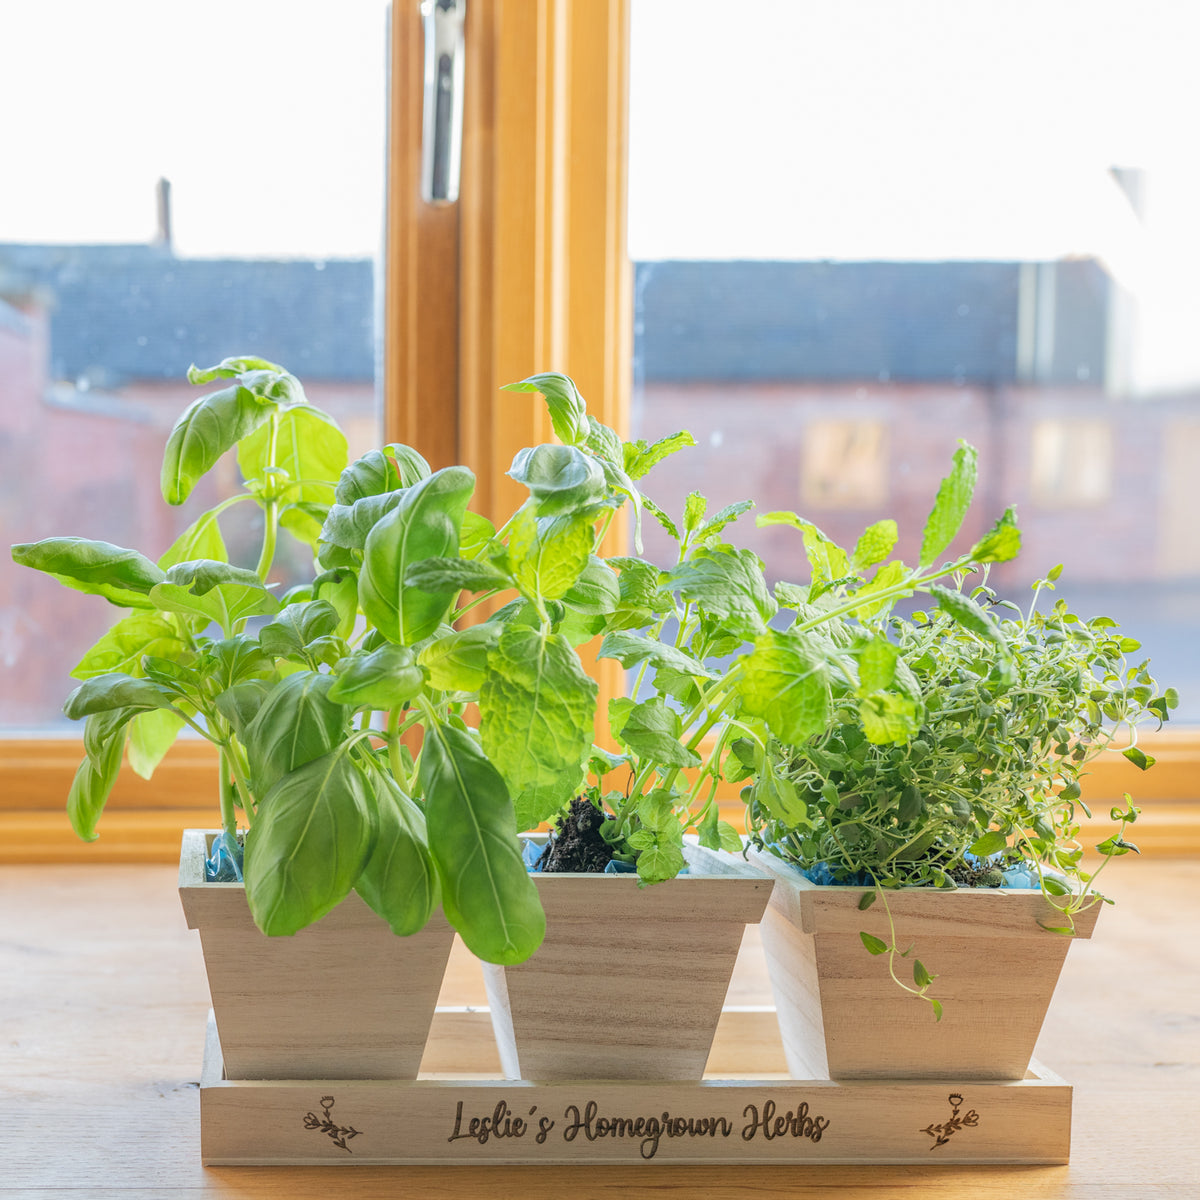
(420, 0), (466, 204)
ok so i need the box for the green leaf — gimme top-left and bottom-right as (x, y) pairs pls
(969, 505), (1021, 564)
(557, 555), (620, 645)
(359, 466), (476, 644)
(756, 515), (851, 590)
(507, 505), (595, 604)
(328, 643), (425, 709)
(149, 561), (279, 632)
(258, 600), (341, 661)
(919, 441), (978, 567)
(419, 721), (546, 964)
(585, 415), (625, 466)
(858, 691), (920, 745)
(158, 511), (228, 569)
(335, 444), (431, 505)
(859, 931), (888, 955)
(856, 634), (899, 694)
(67, 718), (127, 841)
(214, 680), (272, 740)
(610, 697), (699, 769)
(853, 559), (912, 621)
(480, 628), (598, 829)
(63, 673), (176, 721)
(1121, 746), (1157, 771)
(12, 537), (166, 609)
(636, 840), (688, 883)
(623, 430), (696, 481)
(418, 623), (500, 692)
(187, 355), (286, 384)
(606, 556), (672, 632)
(502, 372), (589, 446)
(664, 544), (776, 638)
(320, 491), (406, 555)
(459, 510), (496, 559)
(598, 631), (718, 680)
(404, 556), (511, 594)
(244, 744), (375, 936)
(968, 829), (1008, 857)
(698, 500), (754, 542)
(929, 584), (1006, 650)
(597, 457), (647, 553)
(852, 521), (899, 571)
(913, 959), (936, 988)
(738, 629), (830, 746)
(126, 708), (185, 780)
(746, 756), (808, 825)
(161, 385), (277, 505)
(355, 773), (440, 936)
(243, 672), (349, 798)
(71, 611), (187, 681)
(507, 444), (607, 516)
(313, 568), (359, 639)
(858, 890), (877, 911)
(238, 405), (348, 547)
(717, 820), (743, 853)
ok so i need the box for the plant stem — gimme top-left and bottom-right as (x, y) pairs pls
(217, 747), (239, 843)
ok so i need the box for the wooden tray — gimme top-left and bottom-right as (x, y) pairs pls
(199, 1011), (1074, 1165)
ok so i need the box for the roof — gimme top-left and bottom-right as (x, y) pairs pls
(0, 244), (375, 385)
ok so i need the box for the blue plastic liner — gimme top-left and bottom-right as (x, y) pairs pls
(204, 830), (244, 882)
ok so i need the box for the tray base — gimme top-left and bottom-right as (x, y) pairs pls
(199, 1012), (1073, 1165)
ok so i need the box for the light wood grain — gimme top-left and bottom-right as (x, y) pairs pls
(2, 856), (1198, 1194)
(752, 849), (1105, 1082)
(177, 831), (455, 1080)
(482, 849), (771, 1080)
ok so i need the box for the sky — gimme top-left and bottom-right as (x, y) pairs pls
(4, 0), (1200, 387)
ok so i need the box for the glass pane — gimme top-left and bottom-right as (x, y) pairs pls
(629, 0), (1198, 720)
(1, 1), (387, 730)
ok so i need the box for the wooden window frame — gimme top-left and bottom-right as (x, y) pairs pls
(2, 0), (1197, 863)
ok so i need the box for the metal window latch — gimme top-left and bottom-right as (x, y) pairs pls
(420, 0), (466, 204)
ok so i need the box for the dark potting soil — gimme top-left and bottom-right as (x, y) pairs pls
(537, 796), (614, 873)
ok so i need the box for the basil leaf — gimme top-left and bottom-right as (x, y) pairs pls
(126, 708), (186, 780)
(71, 611), (186, 681)
(335, 444), (431, 505)
(158, 511), (228, 569)
(419, 721), (545, 965)
(501, 372), (588, 447)
(63, 673), (176, 721)
(359, 466), (476, 645)
(244, 744), (375, 936)
(507, 444), (607, 516)
(355, 773), (440, 936)
(149, 561), (279, 632)
(320, 492), (406, 553)
(187, 355), (286, 384)
(258, 600), (341, 661)
(919, 441), (978, 567)
(480, 627), (597, 830)
(328, 643), (425, 709)
(238, 404), (348, 548)
(243, 672), (349, 798)
(67, 718), (127, 841)
(161, 385), (277, 505)
(418, 623), (500, 692)
(12, 537), (165, 608)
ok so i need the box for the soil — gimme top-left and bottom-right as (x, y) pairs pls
(948, 862), (1005, 887)
(537, 796), (615, 873)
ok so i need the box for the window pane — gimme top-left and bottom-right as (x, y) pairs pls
(629, 0), (1199, 721)
(0, 1), (386, 729)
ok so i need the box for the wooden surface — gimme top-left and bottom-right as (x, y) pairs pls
(3, 856), (1197, 1195)
(481, 849), (771, 1080)
(753, 849), (1103, 1081)
(199, 1019), (1074, 1166)
(178, 832), (455, 1081)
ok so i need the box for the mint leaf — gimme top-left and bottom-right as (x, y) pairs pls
(738, 629), (830, 745)
(969, 505), (1021, 564)
(611, 697), (700, 768)
(851, 520), (899, 571)
(919, 441), (977, 567)
(664, 545), (776, 638)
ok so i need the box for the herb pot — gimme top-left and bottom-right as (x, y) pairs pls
(749, 848), (1100, 1081)
(179, 830), (455, 1080)
(481, 842), (771, 1080)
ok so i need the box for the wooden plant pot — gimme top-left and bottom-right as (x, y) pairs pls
(749, 849), (1100, 1081)
(480, 843), (772, 1081)
(178, 830), (455, 1081)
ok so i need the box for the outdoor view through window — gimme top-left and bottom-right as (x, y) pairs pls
(2, 1), (1196, 732)
(0, 1), (387, 728)
(628, 0), (1199, 722)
